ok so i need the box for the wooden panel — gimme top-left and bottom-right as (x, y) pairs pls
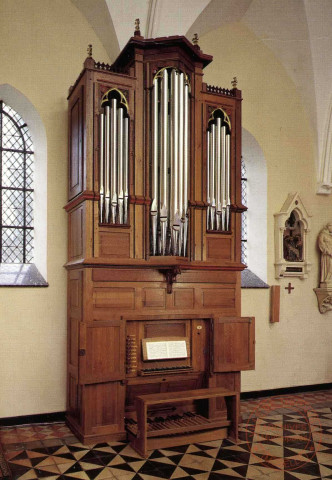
(68, 270), (82, 371)
(68, 270), (82, 316)
(165, 376), (204, 393)
(202, 288), (235, 308)
(69, 91), (83, 200)
(208, 372), (240, 419)
(79, 322), (125, 383)
(143, 288), (166, 308)
(173, 289), (194, 308)
(206, 237), (232, 260)
(213, 317), (255, 372)
(69, 206), (84, 259)
(178, 271), (236, 284)
(68, 375), (79, 420)
(99, 232), (130, 258)
(191, 319), (210, 372)
(92, 268), (163, 283)
(84, 382), (125, 434)
(126, 383), (162, 409)
(270, 285), (280, 323)
(144, 321), (187, 339)
(69, 317), (78, 367)
(93, 288), (135, 310)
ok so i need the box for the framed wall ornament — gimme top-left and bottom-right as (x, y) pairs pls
(274, 193), (311, 279)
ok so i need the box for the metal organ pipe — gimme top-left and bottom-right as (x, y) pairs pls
(177, 73), (184, 255)
(117, 107), (124, 224)
(215, 118), (221, 231)
(160, 69), (169, 256)
(207, 109), (231, 231)
(111, 98), (118, 224)
(104, 105), (111, 223)
(183, 79), (189, 256)
(151, 77), (159, 256)
(150, 67), (190, 256)
(99, 112), (105, 223)
(171, 69), (180, 255)
(221, 125), (226, 231)
(123, 117), (129, 225)
(99, 90), (129, 225)
(225, 133), (231, 230)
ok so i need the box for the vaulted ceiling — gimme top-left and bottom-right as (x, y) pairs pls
(71, 0), (332, 192)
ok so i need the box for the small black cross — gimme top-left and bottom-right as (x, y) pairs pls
(285, 282), (294, 294)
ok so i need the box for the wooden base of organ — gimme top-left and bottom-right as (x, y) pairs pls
(65, 28), (255, 450)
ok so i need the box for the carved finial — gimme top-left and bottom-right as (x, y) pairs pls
(134, 18), (141, 36)
(87, 44), (93, 58)
(232, 76), (238, 89)
(192, 33), (199, 46)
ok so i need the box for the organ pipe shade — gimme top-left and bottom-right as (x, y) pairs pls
(207, 108), (231, 232)
(150, 67), (190, 256)
(99, 89), (129, 224)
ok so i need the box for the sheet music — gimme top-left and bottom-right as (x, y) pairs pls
(146, 341), (168, 360)
(167, 340), (187, 358)
(145, 340), (188, 360)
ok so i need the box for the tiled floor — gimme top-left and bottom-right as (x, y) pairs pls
(1, 389), (331, 480)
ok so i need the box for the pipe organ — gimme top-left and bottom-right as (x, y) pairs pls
(65, 25), (254, 450)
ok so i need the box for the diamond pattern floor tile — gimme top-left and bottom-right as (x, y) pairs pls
(1, 390), (332, 479)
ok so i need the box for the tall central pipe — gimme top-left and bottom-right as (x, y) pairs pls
(160, 69), (169, 255)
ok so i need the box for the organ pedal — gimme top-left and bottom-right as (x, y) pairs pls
(127, 387), (239, 457)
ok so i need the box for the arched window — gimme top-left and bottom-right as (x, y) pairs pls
(0, 101), (34, 263)
(241, 129), (268, 288)
(0, 85), (47, 286)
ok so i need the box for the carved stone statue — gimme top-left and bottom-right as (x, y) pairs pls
(318, 222), (332, 285)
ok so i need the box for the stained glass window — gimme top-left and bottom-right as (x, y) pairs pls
(241, 156), (247, 264)
(0, 101), (34, 263)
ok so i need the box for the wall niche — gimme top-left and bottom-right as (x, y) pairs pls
(274, 193), (311, 279)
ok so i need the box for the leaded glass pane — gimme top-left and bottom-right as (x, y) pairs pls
(0, 101), (34, 263)
(26, 191), (34, 227)
(2, 113), (24, 150)
(25, 230), (34, 263)
(2, 189), (24, 226)
(2, 228), (24, 263)
(26, 154), (34, 189)
(2, 150), (25, 188)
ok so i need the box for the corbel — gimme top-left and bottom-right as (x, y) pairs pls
(159, 266), (182, 294)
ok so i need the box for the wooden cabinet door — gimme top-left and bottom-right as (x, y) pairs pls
(213, 317), (255, 372)
(84, 382), (125, 435)
(79, 321), (125, 384)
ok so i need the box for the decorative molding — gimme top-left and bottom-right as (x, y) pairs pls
(317, 97), (332, 194)
(159, 266), (181, 294)
(274, 192), (312, 279)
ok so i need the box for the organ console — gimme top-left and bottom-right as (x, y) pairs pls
(65, 23), (254, 452)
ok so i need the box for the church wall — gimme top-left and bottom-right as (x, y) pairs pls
(0, 4), (331, 420)
(0, 0), (113, 418)
(201, 23), (332, 392)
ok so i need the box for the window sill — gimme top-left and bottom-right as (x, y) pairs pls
(241, 269), (269, 288)
(0, 263), (48, 287)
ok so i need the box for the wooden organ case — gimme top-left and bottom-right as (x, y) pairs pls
(65, 27), (255, 451)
